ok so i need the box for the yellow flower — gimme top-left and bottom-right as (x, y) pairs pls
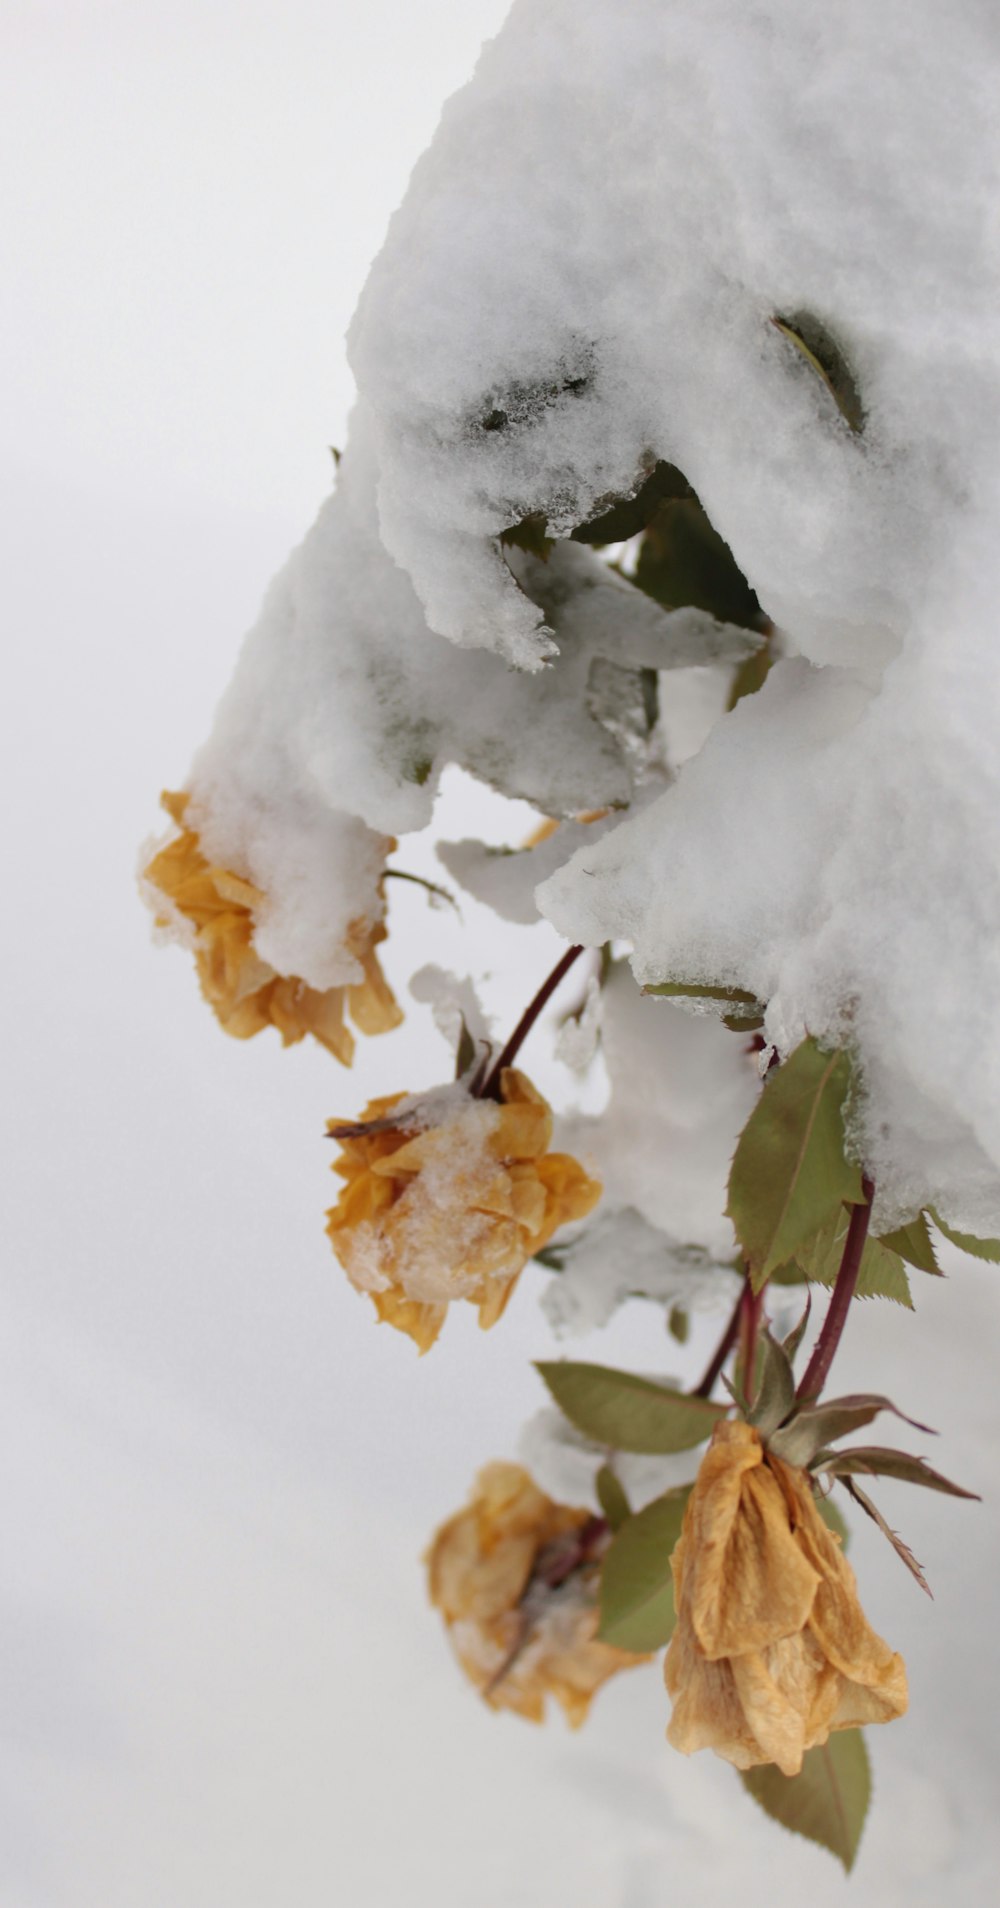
(427, 1461), (646, 1725)
(142, 791), (401, 1062)
(664, 1420), (908, 1776)
(325, 1069), (601, 1352)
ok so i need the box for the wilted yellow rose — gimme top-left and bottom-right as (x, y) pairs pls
(427, 1461), (646, 1725)
(664, 1420), (908, 1776)
(325, 1069), (601, 1352)
(141, 790), (401, 1062)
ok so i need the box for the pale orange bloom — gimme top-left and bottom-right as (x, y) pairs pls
(665, 1420), (908, 1776)
(142, 791), (401, 1062)
(427, 1462), (646, 1725)
(326, 1070), (601, 1352)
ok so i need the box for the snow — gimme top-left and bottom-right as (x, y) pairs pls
(352, 0), (1000, 1230)
(558, 962), (761, 1261)
(186, 418), (760, 977)
(8, 0), (1000, 1901)
(541, 1207), (741, 1340)
(175, 0), (1000, 1229)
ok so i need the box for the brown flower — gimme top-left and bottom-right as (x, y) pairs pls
(664, 1420), (908, 1776)
(141, 790), (401, 1061)
(325, 1070), (601, 1352)
(427, 1462), (646, 1725)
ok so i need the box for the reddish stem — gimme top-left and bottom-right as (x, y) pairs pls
(693, 1282), (744, 1398)
(740, 1283), (764, 1409)
(478, 944), (584, 1098)
(796, 1175), (875, 1403)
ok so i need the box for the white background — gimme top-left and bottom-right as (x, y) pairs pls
(2, 4), (999, 1903)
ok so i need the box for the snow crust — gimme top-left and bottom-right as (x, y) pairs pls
(541, 1208), (741, 1340)
(189, 0), (1000, 1225)
(188, 416), (695, 972)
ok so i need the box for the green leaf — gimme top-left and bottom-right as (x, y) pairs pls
(667, 1304), (690, 1345)
(769, 1259), (809, 1287)
(597, 1488), (689, 1651)
(781, 1292), (812, 1363)
(769, 1392), (931, 1468)
(634, 491), (763, 630)
(454, 1017), (477, 1080)
(740, 1730), (871, 1871)
(644, 979), (762, 1014)
(499, 511), (554, 559)
(534, 1362), (726, 1455)
(571, 458), (691, 546)
(746, 1331), (796, 1438)
(727, 634), (775, 711)
(595, 1464), (631, 1531)
(726, 1038), (864, 1291)
(878, 1214), (942, 1275)
(818, 1446), (980, 1499)
(855, 1239), (911, 1306)
(928, 1208), (1000, 1263)
(771, 312), (865, 434)
(794, 1212), (913, 1308)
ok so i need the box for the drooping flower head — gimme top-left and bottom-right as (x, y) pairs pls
(427, 1461), (646, 1725)
(326, 1069), (601, 1351)
(665, 1419), (908, 1776)
(141, 791), (401, 1062)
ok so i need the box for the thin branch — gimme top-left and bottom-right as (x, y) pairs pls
(692, 1282), (745, 1398)
(478, 944), (584, 1097)
(796, 1176), (875, 1403)
(383, 867), (460, 913)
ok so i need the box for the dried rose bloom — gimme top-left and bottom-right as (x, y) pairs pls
(326, 1069), (601, 1352)
(427, 1461), (645, 1725)
(665, 1419), (908, 1776)
(141, 791), (401, 1062)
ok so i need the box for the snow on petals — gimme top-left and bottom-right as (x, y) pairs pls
(426, 1461), (645, 1725)
(665, 1421), (907, 1776)
(325, 1070), (601, 1352)
(141, 791), (401, 1063)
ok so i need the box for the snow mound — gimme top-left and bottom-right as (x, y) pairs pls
(187, 0), (1000, 1225)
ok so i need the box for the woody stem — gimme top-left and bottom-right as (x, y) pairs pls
(478, 944), (584, 1098)
(796, 1174), (875, 1404)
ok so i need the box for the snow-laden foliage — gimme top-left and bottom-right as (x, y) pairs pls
(176, 0), (1000, 1232)
(143, 1), (999, 1864)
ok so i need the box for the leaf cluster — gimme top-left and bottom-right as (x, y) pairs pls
(724, 1035), (962, 1310)
(721, 1033), (1000, 1296)
(533, 1362), (724, 1656)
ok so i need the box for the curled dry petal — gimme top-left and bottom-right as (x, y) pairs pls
(141, 791), (401, 1060)
(427, 1462), (645, 1725)
(326, 1069), (601, 1351)
(665, 1420), (907, 1776)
